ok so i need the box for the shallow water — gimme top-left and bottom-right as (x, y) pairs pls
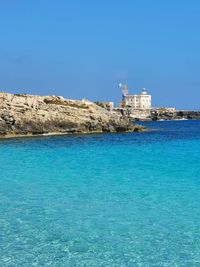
(1, 120), (200, 266)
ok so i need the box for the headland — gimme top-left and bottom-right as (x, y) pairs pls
(0, 92), (143, 139)
(114, 84), (200, 121)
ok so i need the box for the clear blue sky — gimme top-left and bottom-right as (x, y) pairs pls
(0, 0), (200, 109)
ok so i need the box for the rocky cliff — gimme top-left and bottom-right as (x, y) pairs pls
(0, 93), (143, 138)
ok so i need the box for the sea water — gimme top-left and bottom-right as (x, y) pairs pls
(1, 121), (200, 267)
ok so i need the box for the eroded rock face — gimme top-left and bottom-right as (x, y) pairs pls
(0, 93), (143, 137)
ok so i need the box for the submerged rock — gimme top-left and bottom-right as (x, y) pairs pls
(0, 93), (143, 138)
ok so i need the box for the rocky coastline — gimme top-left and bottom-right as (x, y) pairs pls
(151, 109), (200, 121)
(0, 93), (143, 138)
(116, 107), (200, 121)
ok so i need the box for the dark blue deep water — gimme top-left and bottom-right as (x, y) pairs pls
(1, 121), (200, 266)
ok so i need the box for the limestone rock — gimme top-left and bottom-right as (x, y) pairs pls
(0, 92), (143, 138)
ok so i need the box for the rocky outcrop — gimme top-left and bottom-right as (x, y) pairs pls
(118, 106), (200, 121)
(0, 93), (143, 138)
(151, 109), (200, 121)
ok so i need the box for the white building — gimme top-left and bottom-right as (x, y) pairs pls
(120, 84), (151, 109)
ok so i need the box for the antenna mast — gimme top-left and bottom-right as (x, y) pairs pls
(119, 83), (128, 98)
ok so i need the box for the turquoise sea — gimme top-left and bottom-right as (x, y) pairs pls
(1, 120), (200, 267)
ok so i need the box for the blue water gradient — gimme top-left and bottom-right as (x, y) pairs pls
(1, 121), (200, 266)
